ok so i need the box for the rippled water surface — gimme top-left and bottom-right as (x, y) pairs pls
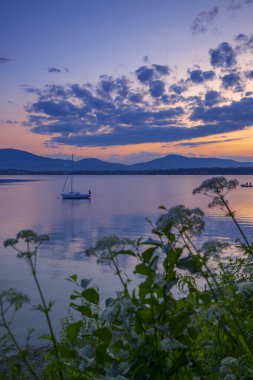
(1, 174), (253, 344)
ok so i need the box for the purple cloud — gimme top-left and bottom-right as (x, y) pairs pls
(47, 67), (61, 73)
(209, 42), (237, 68)
(221, 72), (242, 91)
(0, 57), (11, 63)
(191, 6), (219, 34)
(188, 69), (215, 83)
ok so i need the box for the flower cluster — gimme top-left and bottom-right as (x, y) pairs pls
(156, 204), (205, 236)
(235, 280), (253, 296)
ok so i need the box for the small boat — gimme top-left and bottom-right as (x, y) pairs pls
(61, 155), (91, 200)
(62, 191), (91, 200)
(240, 183), (253, 188)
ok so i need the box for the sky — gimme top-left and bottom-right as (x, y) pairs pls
(0, 0), (253, 164)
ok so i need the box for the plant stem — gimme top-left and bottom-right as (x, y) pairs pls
(29, 260), (64, 380)
(221, 195), (251, 251)
(0, 303), (40, 380)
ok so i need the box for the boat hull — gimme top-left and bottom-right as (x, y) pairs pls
(61, 192), (91, 199)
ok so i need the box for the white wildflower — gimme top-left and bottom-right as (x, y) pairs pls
(201, 240), (229, 258)
(219, 357), (239, 375)
(85, 235), (133, 265)
(205, 305), (225, 321)
(156, 205), (204, 235)
(153, 274), (166, 287)
(236, 281), (253, 296)
(161, 338), (185, 352)
(103, 296), (135, 329)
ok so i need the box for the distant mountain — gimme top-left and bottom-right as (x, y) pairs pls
(130, 154), (253, 170)
(1, 149), (253, 172)
(76, 158), (126, 171)
(0, 149), (127, 171)
(0, 149), (72, 171)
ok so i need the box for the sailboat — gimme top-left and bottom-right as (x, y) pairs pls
(61, 154), (91, 200)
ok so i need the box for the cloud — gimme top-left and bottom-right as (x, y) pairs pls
(245, 70), (253, 79)
(149, 80), (165, 98)
(23, 43), (253, 148)
(25, 76), (185, 146)
(48, 115), (252, 147)
(26, 87), (253, 147)
(227, 0), (253, 11)
(135, 64), (170, 84)
(191, 97), (253, 124)
(169, 81), (188, 94)
(235, 33), (253, 53)
(204, 91), (221, 107)
(221, 72), (242, 91)
(97, 75), (130, 100)
(152, 64), (170, 76)
(5, 120), (19, 125)
(188, 69), (215, 83)
(134, 64), (170, 99)
(191, 6), (219, 35)
(175, 137), (245, 148)
(47, 67), (61, 73)
(209, 42), (237, 68)
(135, 66), (155, 84)
(191, 1), (253, 36)
(0, 57), (11, 63)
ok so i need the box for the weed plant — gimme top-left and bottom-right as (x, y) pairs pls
(1, 177), (253, 379)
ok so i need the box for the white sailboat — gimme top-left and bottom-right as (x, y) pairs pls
(61, 154), (91, 199)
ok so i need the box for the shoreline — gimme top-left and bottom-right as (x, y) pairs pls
(0, 179), (40, 184)
(1, 167), (253, 176)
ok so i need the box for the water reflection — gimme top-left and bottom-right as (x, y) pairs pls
(1, 174), (253, 344)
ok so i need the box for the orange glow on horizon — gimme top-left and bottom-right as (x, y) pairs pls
(1, 120), (253, 163)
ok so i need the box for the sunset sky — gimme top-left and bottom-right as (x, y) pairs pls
(0, 0), (253, 163)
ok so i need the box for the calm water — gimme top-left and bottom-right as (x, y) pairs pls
(1, 174), (253, 345)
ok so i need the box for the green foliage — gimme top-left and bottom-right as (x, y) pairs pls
(1, 176), (253, 379)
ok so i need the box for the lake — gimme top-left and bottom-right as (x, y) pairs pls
(1, 174), (253, 346)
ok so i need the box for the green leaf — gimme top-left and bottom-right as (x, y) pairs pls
(187, 327), (198, 339)
(96, 343), (108, 364)
(93, 327), (112, 345)
(70, 294), (79, 300)
(167, 248), (183, 266)
(70, 274), (77, 282)
(238, 334), (252, 354)
(69, 302), (92, 317)
(142, 247), (156, 263)
(111, 339), (125, 352)
(57, 345), (76, 358)
(66, 321), (82, 344)
(139, 278), (153, 300)
(135, 263), (152, 276)
(165, 232), (176, 243)
(199, 291), (211, 305)
(137, 309), (153, 323)
(39, 334), (53, 341)
(81, 288), (100, 304)
(177, 255), (202, 273)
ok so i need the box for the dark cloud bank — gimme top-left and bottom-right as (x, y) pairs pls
(24, 36), (253, 148)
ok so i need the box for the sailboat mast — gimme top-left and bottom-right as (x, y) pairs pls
(71, 154), (73, 192)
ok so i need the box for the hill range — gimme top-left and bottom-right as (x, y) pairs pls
(1, 149), (253, 173)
